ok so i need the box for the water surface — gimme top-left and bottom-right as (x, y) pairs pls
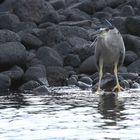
(0, 87), (140, 140)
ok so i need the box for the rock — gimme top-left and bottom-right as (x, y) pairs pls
(60, 26), (89, 40)
(79, 76), (93, 85)
(119, 73), (138, 80)
(131, 82), (140, 89)
(0, 29), (21, 44)
(76, 81), (91, 90)
(14, 0), (59, 23)
(13, 22), (37, 32)
(67, 71), (76, 77)
(0, 73), (11, 92)
(124, 51), (138, 65)
(67, 76), (77, 86)
(50, 0), (66, 10)
(46, 66), (68, 86)
(32, 85), (49, 94)
(36, 46), (63, 68)
(2, 65), (24, 88)
(19, 80), (40, 92)
(121, 5), (135, 17)
(123, 34), (140, 56)
(125, 16), (140, 36)
(20, 32), (43, 50)
(59, 20), (92, 28)
(0, 0), (16, 12)
(0, 13), (20, 30)
(79, 55), (97, 74)
(110, 17), (127, 34)
(54, 41), (72, 56)
(118, 66), (127, 73)
(60, 8), (91, 21)
(120, 80), (130, 89)
(64, 54), (81, 68)
(94, 11), (112, 20)
(34, 25), (64, 46)
(127, 58), (140, 73)
(0, 42), (27, 69)
(23, 64), (49, 85)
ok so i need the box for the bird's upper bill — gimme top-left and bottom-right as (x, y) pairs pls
(97, 26), (115, 36)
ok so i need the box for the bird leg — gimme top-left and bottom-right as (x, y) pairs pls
(97, 59), (103, 92)
(112, 63), (124, 92)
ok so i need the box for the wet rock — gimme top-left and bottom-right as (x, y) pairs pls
(13, 22), (37, 32)
(36, 46), (63, 68)
(76, 81), (91, 90)
(54, 41), (72, 56)
(0, 13), (20, 30)
(14, 0), (59, 23)
(23, 64), (48, 85)
(121, 5), (135, 17)
(124, 51), (138, 65)
(50, 0), (66, 10)
(0, 73), (11, 92)
(46, 66), (68, 86)
(2, 65), (24, 88)
(127, 58), (140, 73)
(131, 82), (140, 89)
(32, 85), (49, 94)
(119, 73), (138, 80)
(20, 32), (43, 50)
(119, 66), (127, 73)
(19, 80), (40, 92)
(67, 76), (77, 86)
(120, 80), (130, 89)
(79, 55), (97, 74)
(60, 8), (91, 21)
(0, 42), (27, 69)
(125, 16), (140, 36)
(79, 76), (93, 85)
(0, 29), (21, 44)
(64, 54), (81, 68)
(60, 26), (89, 40)
(34, 26), (64, 46)
(123, 34), (140, 56)
(110, 17), (127, 34)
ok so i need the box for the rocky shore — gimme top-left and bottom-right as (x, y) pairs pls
(0, 0), (140, 94)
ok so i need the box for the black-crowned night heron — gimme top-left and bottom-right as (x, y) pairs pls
(94, 26), (125, 92)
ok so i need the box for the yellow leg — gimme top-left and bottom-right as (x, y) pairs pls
(97, 59), (103, 92)
(112, 63), (124, 92)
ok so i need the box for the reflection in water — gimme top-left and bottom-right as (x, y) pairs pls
(0, 87), (140, 140)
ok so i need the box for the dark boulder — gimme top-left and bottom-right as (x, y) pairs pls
(60, 26), (89, 40)
(50, 0), (66, 10)
(64, 54), (81, 68)
(79, 76), (93, 85)
(14, 0), (59, 23)
(121, 5), (135, 17)
(0, 13), (20, 30)
(124, 51), (138, 66)
(23, 64), (48, 85)
(123, 34), (140, 56)
(127, 58), (140, 73)
(79, 55), (97, 74)
(36, 46), (63, 68)
(20, 32), (43, 50)
(13, 22), (37, 32)
(19, 80), (40, 92)
(0, 73), (11, 92)
(46, 66), (68, 86)
(0, 29), (21, 44)
(125, 16), (140, 36)
(33, 25), (64, 46)
(0, 42), (27, 69)
(32, 85), (49, 94)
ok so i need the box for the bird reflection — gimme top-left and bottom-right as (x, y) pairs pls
(98, 92), (125, 120)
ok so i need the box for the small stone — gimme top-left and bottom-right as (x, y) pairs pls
(79, 76), (93, 85)
(76, 81), (92, 90)
(131, 82), (140, 89)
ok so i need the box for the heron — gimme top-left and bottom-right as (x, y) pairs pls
(94, 26), (125, 92)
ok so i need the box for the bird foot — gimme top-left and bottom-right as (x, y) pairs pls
(112, 84), (124, 92)
(95, 87), (103, 94)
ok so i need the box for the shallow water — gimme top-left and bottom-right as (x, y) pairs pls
(0, 87), (140, 140)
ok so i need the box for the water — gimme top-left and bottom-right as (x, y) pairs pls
(0, 87), (140, 140)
